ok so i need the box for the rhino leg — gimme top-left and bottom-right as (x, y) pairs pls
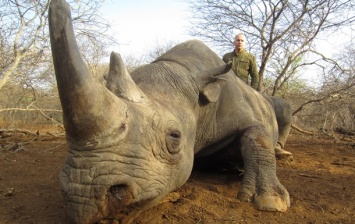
(272, 96), (293, 160)
(237, 126), (290, 212)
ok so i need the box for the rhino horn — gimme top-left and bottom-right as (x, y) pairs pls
(49, 0), (127, 144)
(106, 52), (146, 102)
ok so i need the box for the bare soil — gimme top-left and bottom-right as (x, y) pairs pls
(1, 130), (354, 224)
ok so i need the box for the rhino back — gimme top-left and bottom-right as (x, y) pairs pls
(130, 40), (278, 153)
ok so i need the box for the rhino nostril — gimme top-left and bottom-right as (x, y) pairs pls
(107, 184), (133, 207)
(109, 184), (126, 195)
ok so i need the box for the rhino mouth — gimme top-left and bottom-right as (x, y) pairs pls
(106, 184), (134, 215)
(64, 182), (163, 223)
(97, 185), (161, 223)
(60, 150), (167, 223)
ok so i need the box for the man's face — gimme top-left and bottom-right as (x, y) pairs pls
(234, 35), (246, 52)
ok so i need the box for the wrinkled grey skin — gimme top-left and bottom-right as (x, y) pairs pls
(49, 0), (291, 223)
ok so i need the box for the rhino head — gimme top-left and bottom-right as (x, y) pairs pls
(49, 0), (230, 223)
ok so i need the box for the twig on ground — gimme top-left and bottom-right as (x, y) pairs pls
(299, 173), (320, 178)
(291, 124), (315, 135)
(330, 162), (354, 167)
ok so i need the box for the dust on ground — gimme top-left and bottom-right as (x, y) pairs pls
(0, 129), (354, 224)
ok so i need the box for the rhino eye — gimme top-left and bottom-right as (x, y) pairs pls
(166, 130), (181, 154)
(170, 131), (181, 139)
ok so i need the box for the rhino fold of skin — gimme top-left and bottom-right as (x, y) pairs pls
(49, 0), (292, 223)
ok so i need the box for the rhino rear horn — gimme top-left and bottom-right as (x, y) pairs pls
(106, 52), (146, 102)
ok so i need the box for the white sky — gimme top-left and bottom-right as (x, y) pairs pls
(101, 0), (194, 58)
(99, 1), (352, 88)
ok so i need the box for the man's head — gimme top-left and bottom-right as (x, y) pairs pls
(234, 33), (246, 52)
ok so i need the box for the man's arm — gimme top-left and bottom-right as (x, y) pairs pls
(222, 52), (232, 64)
(249, 55), (259, 90)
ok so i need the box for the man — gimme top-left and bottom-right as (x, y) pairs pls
(223, 34), (293, 160)
(223, 34), (259, 90)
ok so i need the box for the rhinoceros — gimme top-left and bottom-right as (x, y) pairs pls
(49, 0), (292, 223)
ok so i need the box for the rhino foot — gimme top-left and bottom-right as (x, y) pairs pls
(237, 187), (290, 212)
(237, 192), (252, 202)
(275, 148), (293, 160)
(255, 182), (290, 212)
(254, 195), (289, 212)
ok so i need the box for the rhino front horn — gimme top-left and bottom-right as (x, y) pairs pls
(49, 0), (128, 144)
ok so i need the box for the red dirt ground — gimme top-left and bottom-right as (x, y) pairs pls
(1, 130), (354, 224)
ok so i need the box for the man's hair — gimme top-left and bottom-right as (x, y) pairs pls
(235, 33), (247, 42)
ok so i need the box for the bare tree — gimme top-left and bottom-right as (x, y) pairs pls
(0, 0), (116, 128)
(0, 0), (115, 90)
(143, 40), (179, 63)
(289, 44), (355, 137)
(114, 40), (179, 74)
(187, 0), (355, 94)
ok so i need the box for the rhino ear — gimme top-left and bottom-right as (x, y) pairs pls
(201, 78), (226, 103)
(200, 63), (231, 103)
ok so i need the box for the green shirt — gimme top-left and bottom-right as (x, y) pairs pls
(222, 50), (259, 90)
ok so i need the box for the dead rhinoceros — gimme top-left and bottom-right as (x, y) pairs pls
(49, 0), (291, 223)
